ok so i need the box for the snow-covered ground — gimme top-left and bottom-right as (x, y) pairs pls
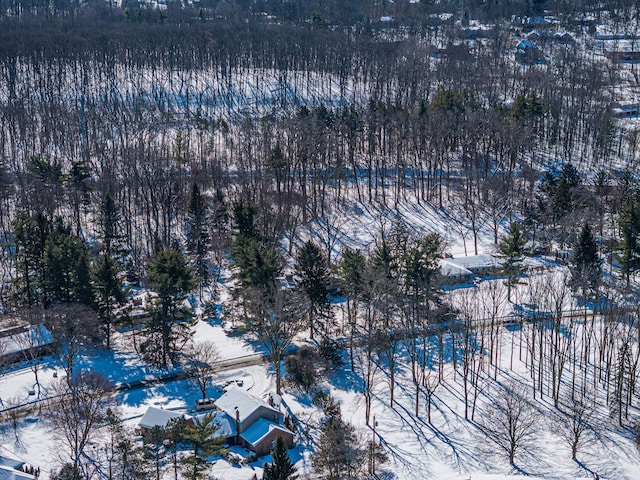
(3, 276), (640, 480)
(284, 317), (640, 479)
(3, 190), (640, 479)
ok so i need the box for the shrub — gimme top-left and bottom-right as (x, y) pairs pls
(285, 345), (318, 391)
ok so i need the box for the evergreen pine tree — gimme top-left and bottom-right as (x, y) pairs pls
(312, 416), (365, 480)
(619, 199), (640, 286)
(232, 199), (259, 239)
(263, 436), (297, 480)
(230, 199), (281, 294)
(569, 222), (601, 298)
(12, 211), (51, 306)
(44, 219), (92, 305)
(402, 234), (442, 300)
(338, 247), (367, 367)
(370, 240), (396, 280)
(185, 183), (211, 298)
(234, 238), (282, 293)
(65, 159), (92, 237)
(165, 416), (187, 480)
(143, 249), (195, 366)
(93, 193), (126, 349)
(551, 163), (581, 222)
(183, 413), (226, 480)
(295, 240), (330, 339)
(339, 248), (366, 297)
(144, 425), (166, 480)
(75, 249), (93, 306)
(338, 248), (366, 322)
(499, 223), (526, 301)
(618, 170), (637, 208)
(96, 193), (126, 260)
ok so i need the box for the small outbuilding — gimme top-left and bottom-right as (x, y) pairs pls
(138, 407), (189, 435)
(0, 455), (38, 480)
(0, 323), (54, 365)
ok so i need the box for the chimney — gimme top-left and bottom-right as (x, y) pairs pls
(235, 407), (241, 440)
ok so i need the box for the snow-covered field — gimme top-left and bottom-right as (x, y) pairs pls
(4, 295), (640, 479)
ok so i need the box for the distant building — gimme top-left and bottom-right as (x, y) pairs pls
(605, 50), (640, 63)
(527, 16), (549, 26)
(431, 44), (473, 61)
(554, 32), (576, 45)
(611, 101), (640, 118)
(0, 323), (54, 365)
(438, 259), (473, 285)
(442, 254), (502, 277)
(516, 39), (546, 65)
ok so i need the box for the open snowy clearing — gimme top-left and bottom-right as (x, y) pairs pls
(3, 299), (640, 479)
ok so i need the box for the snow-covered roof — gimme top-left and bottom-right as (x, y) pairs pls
(444, 254), (501, 271)
(527, 16), (548, 25)
(0, 466), (35, 480)
(214, 387), (279, 424)
(200, 411), (236, 438)
(439, 259), (473, 277)
(0, 458), (24, 470)
(138, 407), (185, 430)
(1, 324), (54, 357)
(517, 39), (539, 50)
(240, 417), (293, 447)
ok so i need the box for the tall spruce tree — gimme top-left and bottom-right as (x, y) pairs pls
(230, 199), (281, 294)
(295, 240), (330, 339)
(499, 223), (526, 301)
(402, 234), (442, 304)
(569, 223), (601, 300)
(12, 211), (51, 307)
(551, 163), (581, 222)
(263, 436), (297, 480)
(92, 193), (126, 349)
(44, 218), (92, 306)
(312, 416), (365, 480)
(65, 159), (92, 238)
(142, 249), (195, 367)
(619, 199), (640, 286)
(339, 248), (367, 366)
(185, 183), (211, 298)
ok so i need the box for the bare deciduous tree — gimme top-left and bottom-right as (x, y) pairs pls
(185, 340), (220, 400)
(243, 287), (306, 394)
(46, 370), (114, 476)
(483, 381), (538, 464)
(45, 304), (100, 380)
(3, 396), (32, 446)
(16, 307), (52, 397)
(557, 393), (595, 460)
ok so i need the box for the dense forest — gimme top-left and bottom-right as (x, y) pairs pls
(1, 0), (636, 287)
